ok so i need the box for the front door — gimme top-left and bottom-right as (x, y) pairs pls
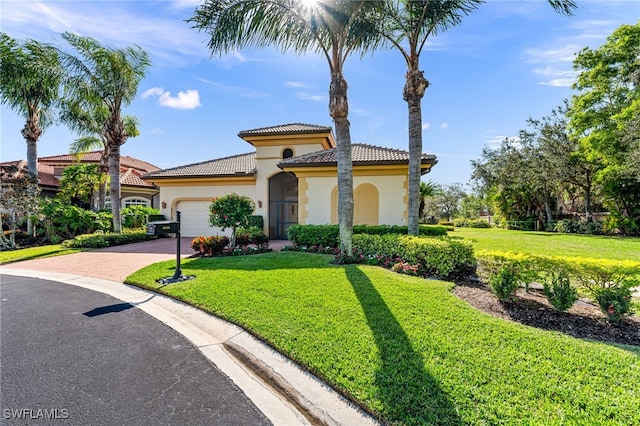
(268, 172), (298, 239)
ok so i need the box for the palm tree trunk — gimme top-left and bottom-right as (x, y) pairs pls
(329, 71), (354, 255)
(403, 67), (429, 235)
(22, 115), (41, 235)
(108, 143), (122, 233)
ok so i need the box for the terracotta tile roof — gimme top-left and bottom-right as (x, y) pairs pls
(238, 123), (332, 137)
(120, 168), (157, 188)
(1, 159), (157, 189)
(0, 160), (60, 188)
(278, 143), (438, 169)
(39, 150), (160, 173)
(142, 152), (256, 179)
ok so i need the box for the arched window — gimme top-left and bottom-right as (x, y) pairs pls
(282, 148), (294, 159)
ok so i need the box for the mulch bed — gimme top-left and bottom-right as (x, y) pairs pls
(452, 280), (640, 347)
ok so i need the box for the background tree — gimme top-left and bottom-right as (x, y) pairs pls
(376, 0), (481, 235)
(0, 33), (61, 177)
(56, 164), (102, 209)
(568, 22), (640, 235)
(61, 99), (141, 211)
(209, 193), (256, 248)
(418, 180), (437, 220)
(191, 0), (382, 255)
(0, 165), (41, 249)
(58, 32), (151, 233)
(375, 0), (576, 235)
(422, 182), (466, 222)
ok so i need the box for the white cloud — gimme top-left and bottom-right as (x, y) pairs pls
(197, 78), (270, 98)
(295, 92), (325, 102)
(422, 123), (431, 130)
(143, 87), (201, 110)
(285, 81), (310, 88)
(148, 128), (163, 135)
(440, 122), (449, 129)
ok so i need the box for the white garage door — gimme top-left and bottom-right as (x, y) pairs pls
(175, 200), (227, 238)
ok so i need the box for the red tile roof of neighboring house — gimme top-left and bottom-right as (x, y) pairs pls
(39, 150), (160, 173)
(238, 123), (333, 137)
(142, 152), (257, 179)
(0, 160), (60, 189)
(2, 152), (159, 189)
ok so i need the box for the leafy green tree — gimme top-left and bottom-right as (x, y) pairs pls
(0, 164), (41, 248)
(0, 33), (62, 176)
(568, 23), (640, 235)
(58, 32), (151, 233)
(209, 193), (256, 248)
(191, 0), (381, 255)
(57, 164), (102, 209)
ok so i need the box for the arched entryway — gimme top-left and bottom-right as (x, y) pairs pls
(269, 172), (298, 239)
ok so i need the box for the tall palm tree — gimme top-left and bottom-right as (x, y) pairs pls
(377, 0), (577, 235)
(191, 0), (382, 254)
(0, 32), (61, 177)
(58, 32), (150, 233)
(61, 99), (140, 211)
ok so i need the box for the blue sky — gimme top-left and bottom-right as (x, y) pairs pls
(1, 0), (638, 186)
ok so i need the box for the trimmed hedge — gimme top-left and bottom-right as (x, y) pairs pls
(287, 224), (449, 247)
(61, 230), (154, 248)
(353, 234), (476, 280)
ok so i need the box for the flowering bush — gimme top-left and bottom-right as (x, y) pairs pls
(391, 261), (419, 276)
(190, 235), (229, 256)
(593, 287), (634, 322)
(209, 194), (255, 248)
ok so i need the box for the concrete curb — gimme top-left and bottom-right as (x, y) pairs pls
(0, 269), (380, 426)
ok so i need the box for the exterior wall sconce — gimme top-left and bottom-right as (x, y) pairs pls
(257, 200), (263, 208)
(161, 201), (167, 209)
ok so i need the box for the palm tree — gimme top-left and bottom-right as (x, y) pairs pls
(376, 0), (577, 235)
(61, 99), (141, 211)
(58, 32), (150, 233)
(190, 0), (382, 254)
(0, 32), (62, 177)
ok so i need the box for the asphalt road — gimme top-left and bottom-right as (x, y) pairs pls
(0, 275), (272, 426)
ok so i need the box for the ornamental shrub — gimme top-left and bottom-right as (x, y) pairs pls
(236, 226), (269, 248)
(593, 287), (634, 322)
(191, 235), (230, 256)
(352, 234), (475, 280)
(61, 230), (152, 248)
(543, 271), (578, 311)
(121, 205), (160, 229)
(286, 224), (448, 247)
(209, 194), (255, 248)
(489, 265), (519, 301)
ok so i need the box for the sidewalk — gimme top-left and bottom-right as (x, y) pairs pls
(1, 238), (379, 426)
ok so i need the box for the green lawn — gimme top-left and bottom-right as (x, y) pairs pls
(127, 252), (640, 425)
(0, 244), (84, 264)
(450, 227), (640, 261)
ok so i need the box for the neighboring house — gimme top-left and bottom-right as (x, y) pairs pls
(0, 151), (160, 209)
(143, 123), (437, 239)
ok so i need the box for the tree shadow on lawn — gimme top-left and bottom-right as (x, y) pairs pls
(345, 266), (462, 425)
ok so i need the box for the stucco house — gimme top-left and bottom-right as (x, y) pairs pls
(142, 123), (437, 239)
